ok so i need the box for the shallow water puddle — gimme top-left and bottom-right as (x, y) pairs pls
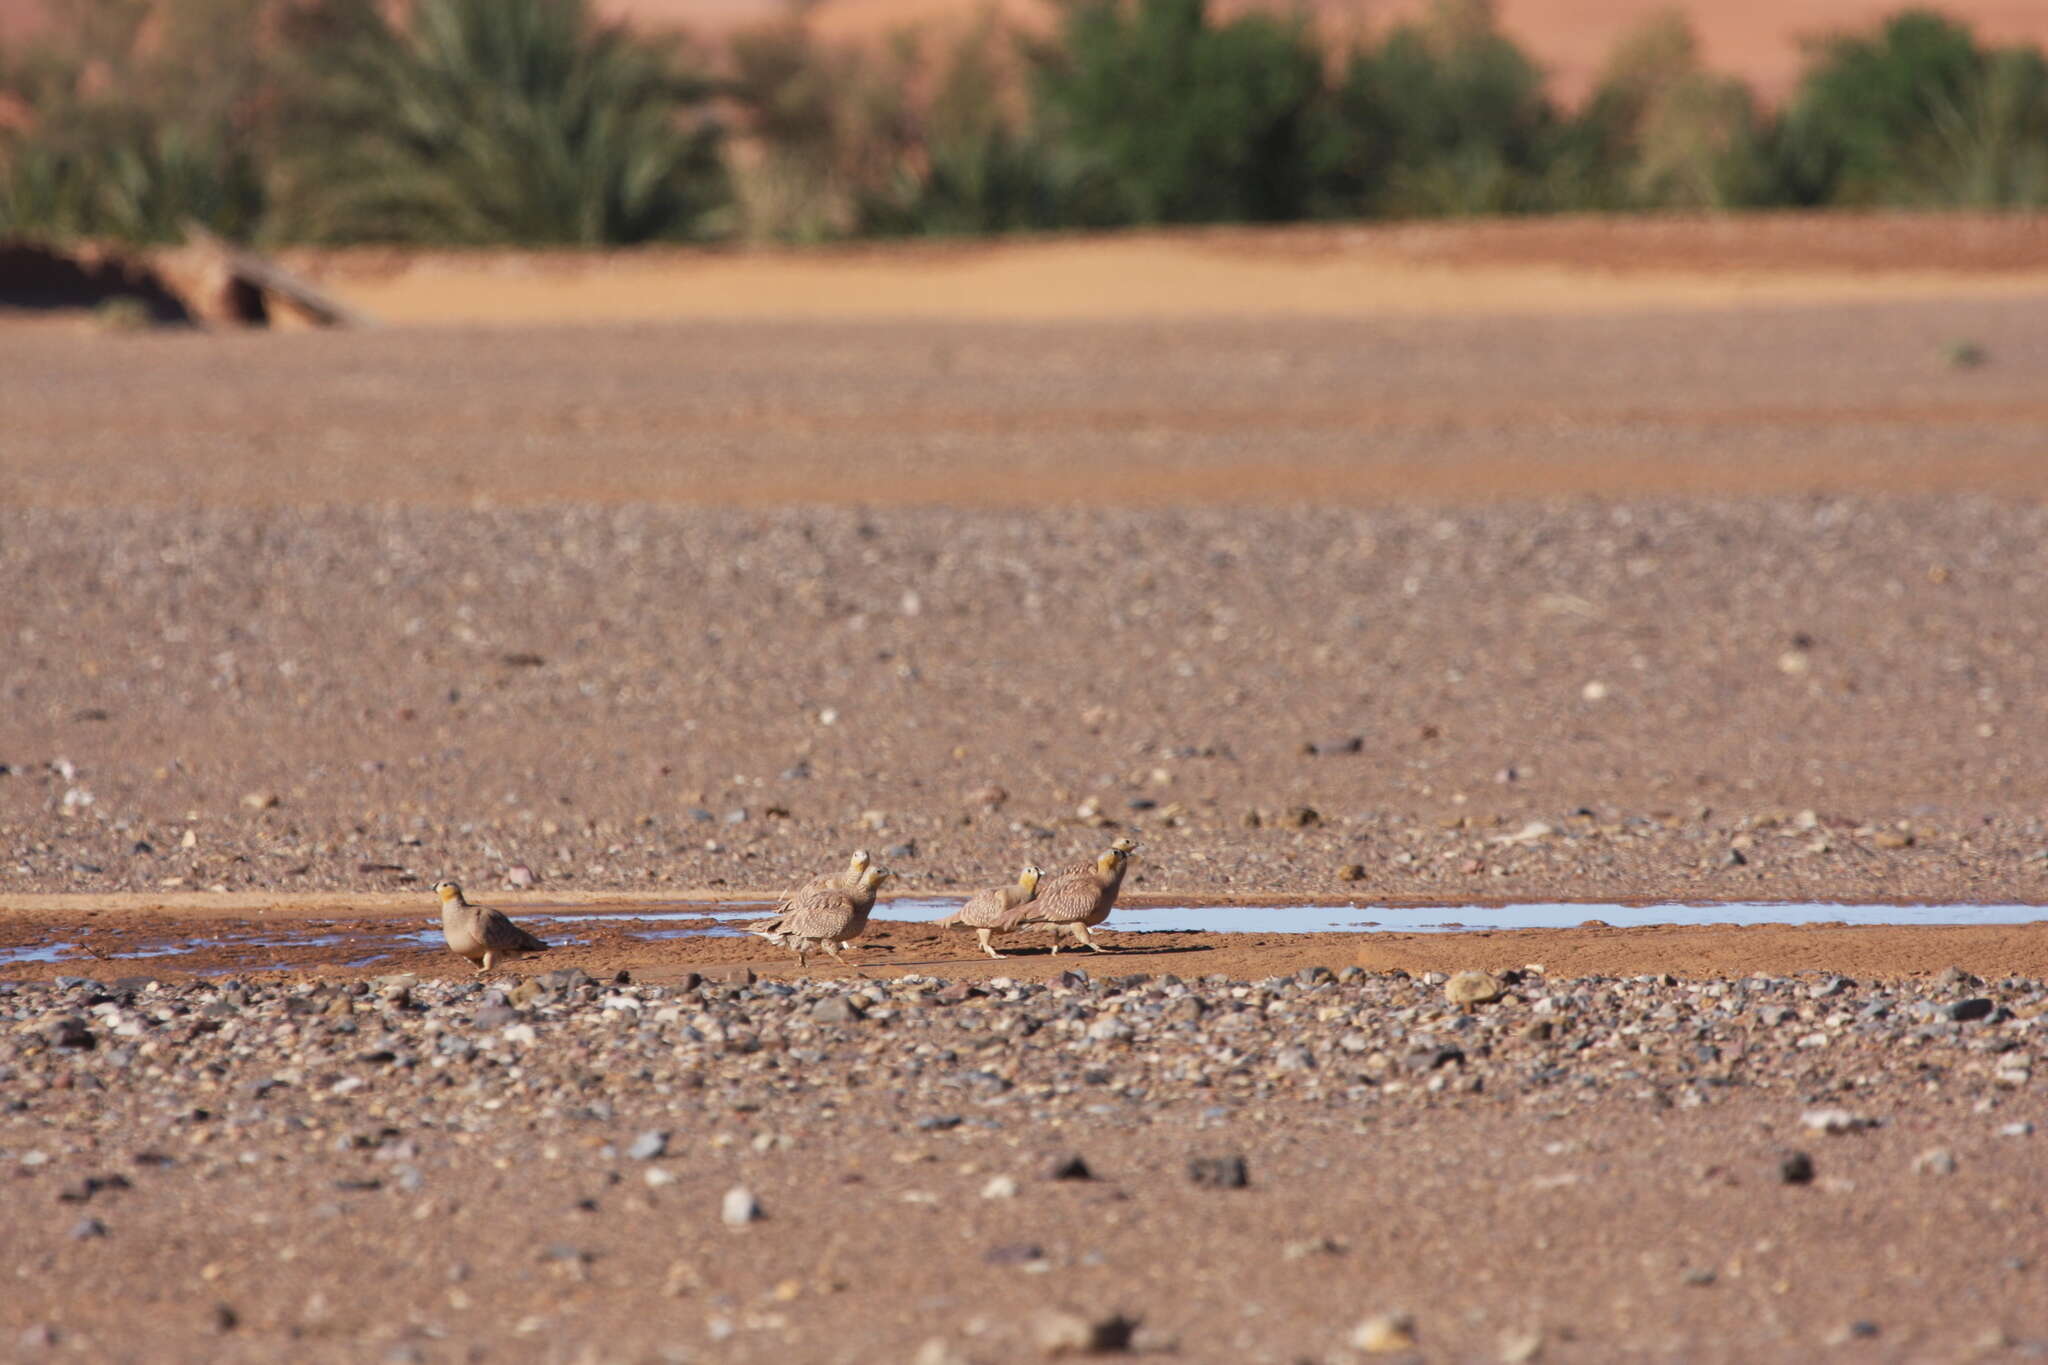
(1145, 901), (2048, 933)
(3, 901), (2043, 974)
(524, 897), (2048, 934)
(0, 942), (79, 966)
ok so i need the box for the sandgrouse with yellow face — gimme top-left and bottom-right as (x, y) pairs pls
(775, 849), (872, 955)
(748, 865), (893, 969)
(435, 880), (549, 973)
(999, 837), (1136, 954)
(935, 865), (1042, 959)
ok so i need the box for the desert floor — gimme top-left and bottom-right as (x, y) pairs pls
(4, 215), (2048, 1360)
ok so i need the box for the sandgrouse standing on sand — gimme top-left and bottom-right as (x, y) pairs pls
(775, 848), (872, 955)
(935, 865), (1043, 959)
(435, 880), (549, 973)
(1000, 837), (1136, 954)
(748, 865), (892, 969)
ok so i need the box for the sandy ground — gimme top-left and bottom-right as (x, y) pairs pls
(6, 218), (2048, 1360)
(273, 216), (2048, 327)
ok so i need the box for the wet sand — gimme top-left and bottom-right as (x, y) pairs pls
(4, 894), (2048, 986)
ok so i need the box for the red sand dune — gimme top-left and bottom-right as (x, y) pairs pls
(4, 1), (2048, 103)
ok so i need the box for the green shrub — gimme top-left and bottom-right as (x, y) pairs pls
(1325, 0), (1557, 216)
(1778, 8), (2048, 206)
(1033, 0), (1338, 224)
(727, 13), (1072, 240)
(0, 0), (272, 242)
(1565, 11), (1780, 209)
(272, 0), (728, 244)
(880, 18), (1066, 236)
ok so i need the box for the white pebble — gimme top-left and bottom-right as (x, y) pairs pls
(721, 1186), (763, 1227)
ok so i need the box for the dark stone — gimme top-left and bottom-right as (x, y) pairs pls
(57, 1174), (130, 1203)
(1305, 736), (1363, 756)
(612, 970), (631, 986)
(540, 968), (593, 991)
(916, 1116), (963, 1132)
(1404, 1046), (1466, 1072)
(333, 1179), (383, 1193)
(1048, 1154), (1094, 1181)
(68, 1217), (107, 1240)
(470, 1004), (518, 1030)
(1187, 1156), (1250, 1189)
(210, 1304), (239, 1333)
(1778, 1150), (1816, 1185)
(46, 1018), (94, 1050)
(811, 996), (864, 1025)
(983, 1242), (1047, 1266)
(1947, 998), (1995, 1023)
(1052, 970), (1090, 989)
(1297, 966), (1335, 986)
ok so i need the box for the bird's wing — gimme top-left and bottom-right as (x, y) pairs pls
(479, 906), (546, 952)
(945, 887), (1003, 927)
(780, 886), (857, 941)
(999, 876), (1084, 928)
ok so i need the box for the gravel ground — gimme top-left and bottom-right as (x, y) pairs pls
(8, 496), (2048, 903)
(3, 964), (2045, 1362)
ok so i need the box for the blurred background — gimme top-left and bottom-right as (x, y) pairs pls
(2, 0), (2047, 251)
(3, 1), (2047, 907)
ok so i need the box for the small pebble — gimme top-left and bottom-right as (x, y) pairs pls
(1351, 1312), (1418, 1354)
(721, 1187), (762, 1228)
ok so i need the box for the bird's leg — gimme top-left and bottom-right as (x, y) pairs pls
(823, 941), (846, 965)
(795, 945), (809, 969)
(479, 951), (496, 972)
(1047, 925), (1061, 956)
(977, 929), (1007, 959)
(1082, 926), (1107, 953)
(1069, 923), (1099, 953)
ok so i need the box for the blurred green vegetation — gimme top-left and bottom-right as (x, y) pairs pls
(1, 0), (2044, 246)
